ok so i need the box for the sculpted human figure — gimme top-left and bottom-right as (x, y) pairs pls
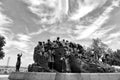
(16, 53), (22, 72)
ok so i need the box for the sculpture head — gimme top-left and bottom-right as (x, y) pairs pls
(57, 37), (60, 41)
(38, 41), (42, 45)
(17, 53), (22, 57)
(17, 54), (20, 56)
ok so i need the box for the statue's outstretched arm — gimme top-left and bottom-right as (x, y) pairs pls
(20, 53), (22, 56)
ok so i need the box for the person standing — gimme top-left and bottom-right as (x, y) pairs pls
(16, 53), (22, 72)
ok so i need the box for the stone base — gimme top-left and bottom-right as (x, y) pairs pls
(9, 72), (120, 80)
(9, 72), (56, 80)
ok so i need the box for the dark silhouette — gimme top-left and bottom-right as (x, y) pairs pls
(16, 53), (22, 72)
(0, 35), (6, 59)
(31, 37), (85, 72)
(29, 37), (115, 73)
(54, 47), (66, 72)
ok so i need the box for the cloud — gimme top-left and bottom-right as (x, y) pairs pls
(107, 32), (120, 40)
(29, 27), (47, 36)
(4, 33), (34, 57)
(0, 2), (14, 50)
(0, 7), (13, 37)
(104, 37), (120, 50)
(69, 0), (107, 20)
(90, 26), (115, 39)
(5, 40), (33, 56)
(23, 0), (70, 24)
(0, 3), (13, 26)
(23, 0), (55, 23)
(24, 0), (45, 6)
(24, 0), (108, 24)
(49, 24), (73, 35)
(17, 34), (31, 41)
(0, 1), (35, 60)
(75, 0), (120, 40)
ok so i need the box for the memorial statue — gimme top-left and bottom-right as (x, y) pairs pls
(29, 37), (115, 73)
(16, 53), (22, 72)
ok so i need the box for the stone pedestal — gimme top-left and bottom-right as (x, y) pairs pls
(9, 72), (120, 80)
(9, 72), (56, 80)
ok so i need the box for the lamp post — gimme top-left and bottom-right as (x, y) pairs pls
(6, 57), (10, 68)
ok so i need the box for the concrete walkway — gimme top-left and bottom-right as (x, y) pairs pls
(0, 75), (9, 77)
(9, 72), (120, 80)
(0, 75), (9, 80)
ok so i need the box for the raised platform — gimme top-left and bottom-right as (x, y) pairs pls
(9, 72), (56, 80)
(9, 72), (120, 80)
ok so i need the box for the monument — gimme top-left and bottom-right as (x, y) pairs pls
(27, 37), (115, 73)
(9, 37), (118, 80)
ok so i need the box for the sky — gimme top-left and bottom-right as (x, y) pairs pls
(0, 0), (120, 67)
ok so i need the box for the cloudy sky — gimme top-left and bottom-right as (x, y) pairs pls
(0, 0), (120, 67)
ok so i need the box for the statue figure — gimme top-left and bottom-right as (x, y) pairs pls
(16, 53), (22, 72)
(29, 37), (115, 73)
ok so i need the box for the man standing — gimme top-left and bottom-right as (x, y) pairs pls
(16, 53), (22, 72)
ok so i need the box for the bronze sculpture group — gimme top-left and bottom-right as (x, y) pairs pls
(28, 37), (115, 73)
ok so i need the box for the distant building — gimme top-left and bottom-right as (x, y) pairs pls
(0, 66), (27, 74)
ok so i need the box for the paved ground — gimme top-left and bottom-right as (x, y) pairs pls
(0, 75), (9, 80)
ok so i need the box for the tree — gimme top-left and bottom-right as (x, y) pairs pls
(90, 38), (108, 61)
(0, 35), (6, 59)
(111, 49), (120, 66)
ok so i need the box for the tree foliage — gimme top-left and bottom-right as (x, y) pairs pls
(110, 49), (120, 66)
(90, 39), (120, 67)
(0, 35), (6, 59)
(87, 38), (108, 61)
